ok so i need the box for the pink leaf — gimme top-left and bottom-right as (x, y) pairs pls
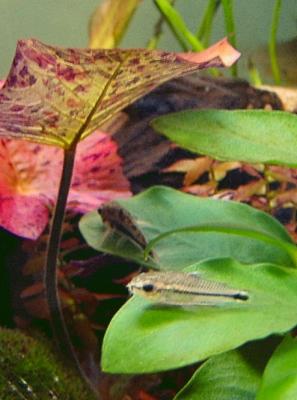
(178, 38), (240, 67)
(0, 130), (131, 239)
(0, 38), (240, 148)
(70, 131), (131, 212)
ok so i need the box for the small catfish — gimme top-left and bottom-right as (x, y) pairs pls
(99, 202), (148, 249)
(99, 202), (156, 260)
(127, 271), (248, 306)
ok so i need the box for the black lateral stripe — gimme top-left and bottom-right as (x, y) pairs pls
(157, 286), (248, 300)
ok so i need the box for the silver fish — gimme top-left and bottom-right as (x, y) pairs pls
(127, 271), (248, 306)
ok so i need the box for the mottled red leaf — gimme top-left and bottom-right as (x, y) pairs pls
(20, 282), (45, 299)
(0, 38), (240, 148)
(0, 130), (131, 239)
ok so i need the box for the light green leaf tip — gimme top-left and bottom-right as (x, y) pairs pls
(152, 110), (297, 168)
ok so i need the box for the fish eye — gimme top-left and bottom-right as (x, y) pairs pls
(142, 283), (155, 292)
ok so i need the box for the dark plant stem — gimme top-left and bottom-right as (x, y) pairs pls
(147, 0), (176, 49)
(44, 146), (75, 354)
(44, 145), (98, 397)
(44, 60), (123, 399)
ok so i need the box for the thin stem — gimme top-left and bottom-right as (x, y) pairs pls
(43, 51), (125, 400)
(147, 16), (165, 50)
(154, 0), (204, 51)
(44, 148), (75, 351)
(153, 0), (219, 76)
(221, 0), (237, 77)
(44, 146), (98, 397)
(269, 0), (282, 84)
(196, 0), (220, 46)
(248, 58), (263, 85)
(147, 0), (176, 49)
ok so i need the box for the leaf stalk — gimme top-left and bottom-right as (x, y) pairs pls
(269, 0), (282, 84)
(44, 146), (98, 397)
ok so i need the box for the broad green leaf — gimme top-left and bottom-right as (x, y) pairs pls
(175, 339), (279, 400)
(102, 258), (297, 373)
(152, 110), (297, 168)
(0, 38), (239, 149)
(79, 186), (296, 269)
(88, 0), (142, 49)
(257, 335), (297, 400)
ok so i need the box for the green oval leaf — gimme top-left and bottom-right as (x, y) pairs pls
(144, 225), (296, 264)
(257, 335), (297, 400)
(79, 186), (295, 269)
(102, 258), (297, 373)
(175, 339), (279, 400)
(152, 110), (297, 168)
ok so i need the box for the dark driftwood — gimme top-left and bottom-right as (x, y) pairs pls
(114, 74), (282, 192)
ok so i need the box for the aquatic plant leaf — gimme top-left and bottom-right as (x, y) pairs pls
(0, 130), (131, 239)
(152, 109), (297, 168)
(174, 339), (279, 400)
(89, 0), (142, 49)
(257, 335), (297, 400)
(79, 186), (295, 269)
(0, 38), (240, 148)
(163, 156), (213, 186)
(102, 258), (297, 373)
